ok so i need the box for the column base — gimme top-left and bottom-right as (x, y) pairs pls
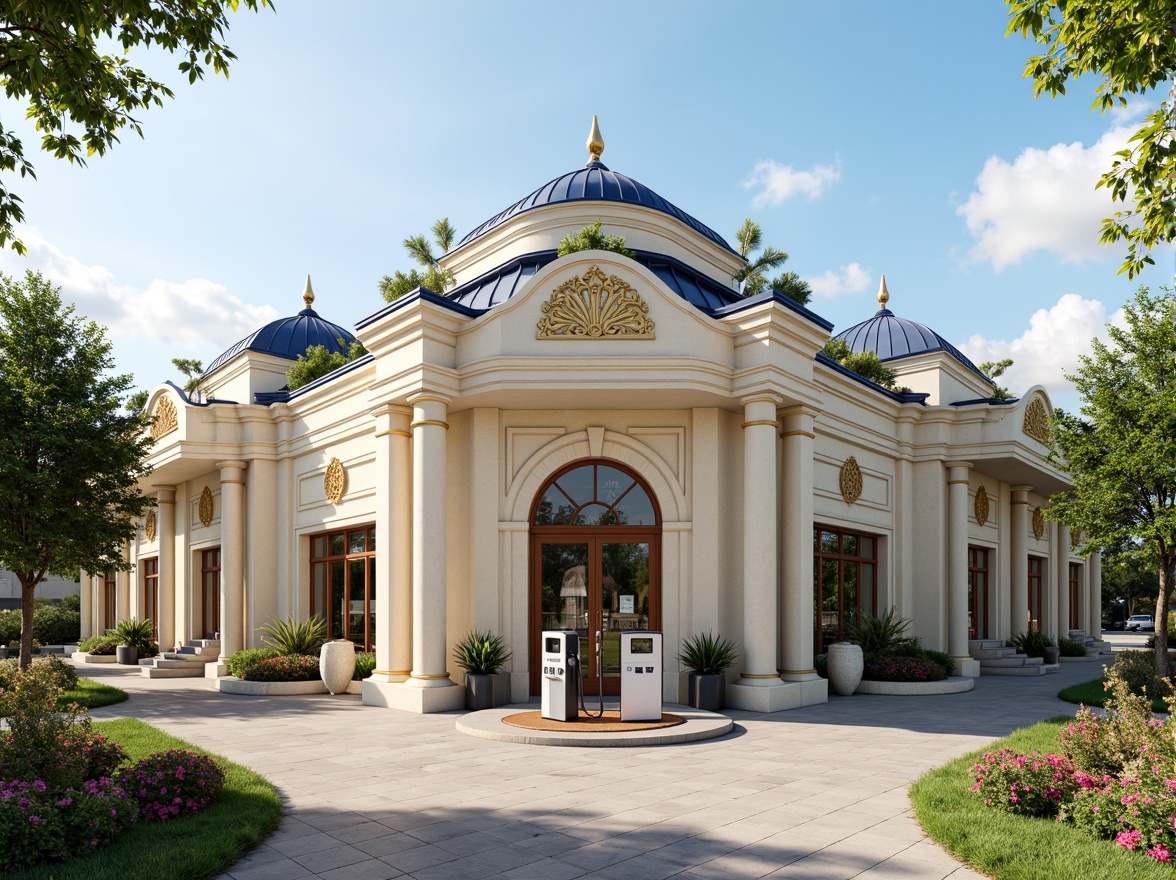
(205, 661), (228, 678)
(727, 677), (828, 713)
(362, 679), (464, 714)
(366, 671), (410, 684)
(954, 657), (981, 678)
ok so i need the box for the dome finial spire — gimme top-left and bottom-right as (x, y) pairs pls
(302, 274), (315, 310)
(877, 274), (890, 310)
(587, 115), (604, 164)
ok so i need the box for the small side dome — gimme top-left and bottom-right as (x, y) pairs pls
(206, 276), (358, 375)
(835, 276), (985, 376)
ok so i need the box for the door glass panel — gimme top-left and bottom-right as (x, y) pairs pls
(843, 561), (859, 632)
(368, 558), (377, 651)
(613, 485), (655, 526)
(536, 485), (574, 525)
(312, 562), (327, 620)
(820, 560), (839, 651)
(540, 543), (589, 635)
(349, 531), (366, 554)
(331, 533), (345, 556)
(578, 503), (616, 526)
(349, 559), (366, 647)
(596, 466), (631, 505)
(556, 467), (594, 507)
(330, 560), (345, 640)
(821, 531), (839, 554)
(312, 535), (328, 557)
(602, 542), (649, 685)
(843, 534), (858, 557)
(861, 536), (874, 558)
(860, 562), (874, 620)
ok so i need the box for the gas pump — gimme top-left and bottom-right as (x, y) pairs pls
(540, 630), (579, 721)
(620, 630), (663, 721)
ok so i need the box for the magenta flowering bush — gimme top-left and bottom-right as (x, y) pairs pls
(242, 653), (320, 682)
(970, 748), (1079, 817)
(862, 654), (947, 683)
(0, 777), (136, 871)
(115, 749), (225, 821)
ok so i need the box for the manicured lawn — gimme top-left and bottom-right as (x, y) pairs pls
(1058, 676), (1167, 712)
(13, 718), (282, 880)
(60, 677), (128, 709)
(910, 716), (1171, 880)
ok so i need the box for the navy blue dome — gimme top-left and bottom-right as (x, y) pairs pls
(836, 308), (986, 378)
(206, 307), (358, 374)
(455, 160), (737, 255)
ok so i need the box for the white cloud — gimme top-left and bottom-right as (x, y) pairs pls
(806, 262), (872, 298)
(958, 293), (1122, 399)
(0, 228), (279, 358)
(957, 126), (1133, 270)
(743, 159), (841, 207)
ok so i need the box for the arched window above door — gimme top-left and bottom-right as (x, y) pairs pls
(532, 462), (658, 527)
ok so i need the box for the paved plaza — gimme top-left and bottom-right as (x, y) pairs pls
(77, 654), (1126, 880)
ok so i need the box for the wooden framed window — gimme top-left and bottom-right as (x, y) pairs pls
(200, 548), (220, 639)
(142, 557), (159, 641)
(310, 525), (376, 652)
(103, 572), (117, 632)
(968, 547), (989, 640)
(814, 527), (877, 654)
(1069, 563), (1082, 630)
(1028, 556), (1045, 633)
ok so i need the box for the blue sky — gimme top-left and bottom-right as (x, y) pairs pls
(1, 0), (1168, 410)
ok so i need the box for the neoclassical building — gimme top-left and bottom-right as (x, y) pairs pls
(80, 123), (1099, 713)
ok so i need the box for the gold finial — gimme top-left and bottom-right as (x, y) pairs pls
(877, 274), (890, 310)
(302, 274), (315, 310)
(587, 115), (604, 163)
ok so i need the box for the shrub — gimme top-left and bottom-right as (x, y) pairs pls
(1109, 649), (1173, 699)
(847, 607), (913, 654)
(0, 609), (20, 645)
(814, 652), (828, 678)
(863, 653), (947, 682)
(32, 604), (80, 644)
(920, 649), (955, 677)
(116, 749), (225, 822)
(0, 777), (137, 872)
(452, 630), (512, 675)
(0, 653), (76, 693)
(58, 594), (81, 613)
(1008, 630), (1056, 658)
(258, 615), (325, 656)
(1059, 637), (1087, 657)
(113, 617), (155, 653)
(970, 747), (1078, 817)
(353, 651), (376, 680)
(79, 634), (119, 655)
(226, 646), (279, 679)
(242, 654), (320, 682)
(677, 631), (738, 675)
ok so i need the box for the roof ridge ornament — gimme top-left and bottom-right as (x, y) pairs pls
(587, 115), (604, 164)
(877, 274), (890, 310)
(302, 274), (315, 310)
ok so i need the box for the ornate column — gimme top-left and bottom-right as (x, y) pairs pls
(740, 396), (780, 683)
(405, 394), (459, 700)
(1056, 523), (1071, 642)
(216, 461), (248, 658)
(779, 406), (820, 682)
(946, 463), (972, 665)
(1009, 486), (1032, 636)
(155, 486), (176, 652)
(79, 569), (93, 641)
(116, 541), (131, 621)
(368, 406), (413, 685)
(1088, 549), (1102, 637)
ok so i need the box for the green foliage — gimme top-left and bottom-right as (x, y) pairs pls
(125, 390), (150, 414)
(242, 654), (319, 682)
(452, 630), (512, 675)
(0, 271), (154, 668)
(821, 337), (908, 392)
(1058, 637), (1088, 657)
(59, 677), (128, 710)
(677, 631), (739, 675)
(556, 220), (636, 259)
(170, 357), (206, 399)
(921, 649), (956, 677)
(1102, 545), (1160, 617)
(379, 218), (457, 301)
(979, 358), (1015, 400)
(1007, 0), (1176, 278)
(285, 338), (367, 391)
(225, 646), (279, 679)
(353, 652), (376, 680)
(113, 617), (155, 653)
(1047, 289), (1176, 677)
(257, 615), (325, 656)
(863, 654), (947, 682)
(0, 609), (20, 645)
(1008, 629), (1056, 658)
(846, 606), (913, 654)
(32, 604), (80, 644)
(0, 653), (76, 693)
(0, 1), (272, 256)
(79, 634), (119, 656)
(58, 594), (81, 613)
(1108, 649), (1173, 700)
(733, 218), (812, 304)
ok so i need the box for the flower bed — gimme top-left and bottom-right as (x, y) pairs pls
(243, 654), (319, 682)
(216, 677), (328, 695)
(855, 676), (973, 695)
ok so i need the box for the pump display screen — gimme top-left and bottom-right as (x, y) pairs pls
(545, 637), (561, 653)
(629, 637), (654, 654)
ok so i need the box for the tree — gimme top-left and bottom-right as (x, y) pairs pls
(171, 357), (206, 401)
(0, 271), (153, 668)
(1101, 541), (1159, 618)
(979, 358), (1015, 400)
(733, 218), (813, 305)
(821, 337), (909, 392)
(1046, 287), (1176, 679)
(557, 220), (635, 259)
(125, 390), (149, 414)
(286, 339), (367, 391)
(1007, 0), (1176, 277)
(0, 0), (272, 255)
(379, 218), (457, 302)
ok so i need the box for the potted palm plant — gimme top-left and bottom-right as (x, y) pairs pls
(453, 630), (512, 710)
(113, 617), (155, 665)
(678, 631), (738, 711)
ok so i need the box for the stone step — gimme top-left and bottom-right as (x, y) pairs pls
(141, 666), (208, 679)
(152, 657), (209, 669)
(187, 639), (220, 650)
(981, 664), (1048, 676)
(1042, 663), (1062, 674)
(981, 656), (1040, 668)
(969, 639), (1006, 651)
(177, 644), (219, 657)
(971, 647), (1017, 660)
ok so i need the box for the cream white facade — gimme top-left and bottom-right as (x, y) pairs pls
(82, 130), (1099, 713)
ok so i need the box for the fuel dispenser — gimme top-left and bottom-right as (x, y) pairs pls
(620, 630), (663, 721)
(540, 630), (579, 721)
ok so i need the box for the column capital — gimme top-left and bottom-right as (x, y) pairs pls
(1010, 484), (1034, 501)
(406, 391), (452, 407)
(739, 393), (784, 409)
(153, 485), (176, 503)
(214, 459), (249, 471)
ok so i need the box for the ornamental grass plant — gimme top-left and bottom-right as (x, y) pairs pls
(845, 607), (954, 682)
(257, 614), (325, 656)
(677, 631), (739, 676)
(452, 630), (511, 676)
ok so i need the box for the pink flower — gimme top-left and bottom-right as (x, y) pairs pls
(1148, 844), (1171, 863)
(1116, 830), (1143, 851)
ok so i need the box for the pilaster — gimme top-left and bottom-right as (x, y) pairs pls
(1010, 486), (1031, 635)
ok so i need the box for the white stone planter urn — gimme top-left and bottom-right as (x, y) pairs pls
(320, 639), (356, 695)
(827, 642), (864, 696)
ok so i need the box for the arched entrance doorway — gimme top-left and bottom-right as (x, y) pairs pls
(528, 460), (661, 696)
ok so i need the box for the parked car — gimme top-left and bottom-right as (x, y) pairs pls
(1126, 614), (1155, 631)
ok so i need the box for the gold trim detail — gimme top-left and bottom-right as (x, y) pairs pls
(779, 668), (818, 675)
(1032, 506), (1045, 541)
(410, 673), (452, 680)
(198, 486), (214, 528)
(375, 429), (412, 439)
(150, 396), (178, 440)
(324, 457), (346, 504)
(840, 456), (863, 505)
(536, 265), (655, 339)
(741, 420), (779, 429)
(411, 419), (450, 430)
(1071, 529), (1081, 550)
(1023, 398), (1049, 443)
(740, 673), (782, 679)
(779, 429), (815, 439)
(974, 486), (989, 527)
(144, 510), (157, 542)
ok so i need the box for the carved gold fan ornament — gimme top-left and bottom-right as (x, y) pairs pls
(198, 486), (214, 528)
(1032, 506), (1045, 541)
(151, 396), (178, 440)
(1023, 398), (1049, 443)
(839, 457), (863, 505)
(324, 457), (346, 504)
(144, 510), (157, 542)
(536, 266), (655, 339)
(974, 486), (989, 526)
